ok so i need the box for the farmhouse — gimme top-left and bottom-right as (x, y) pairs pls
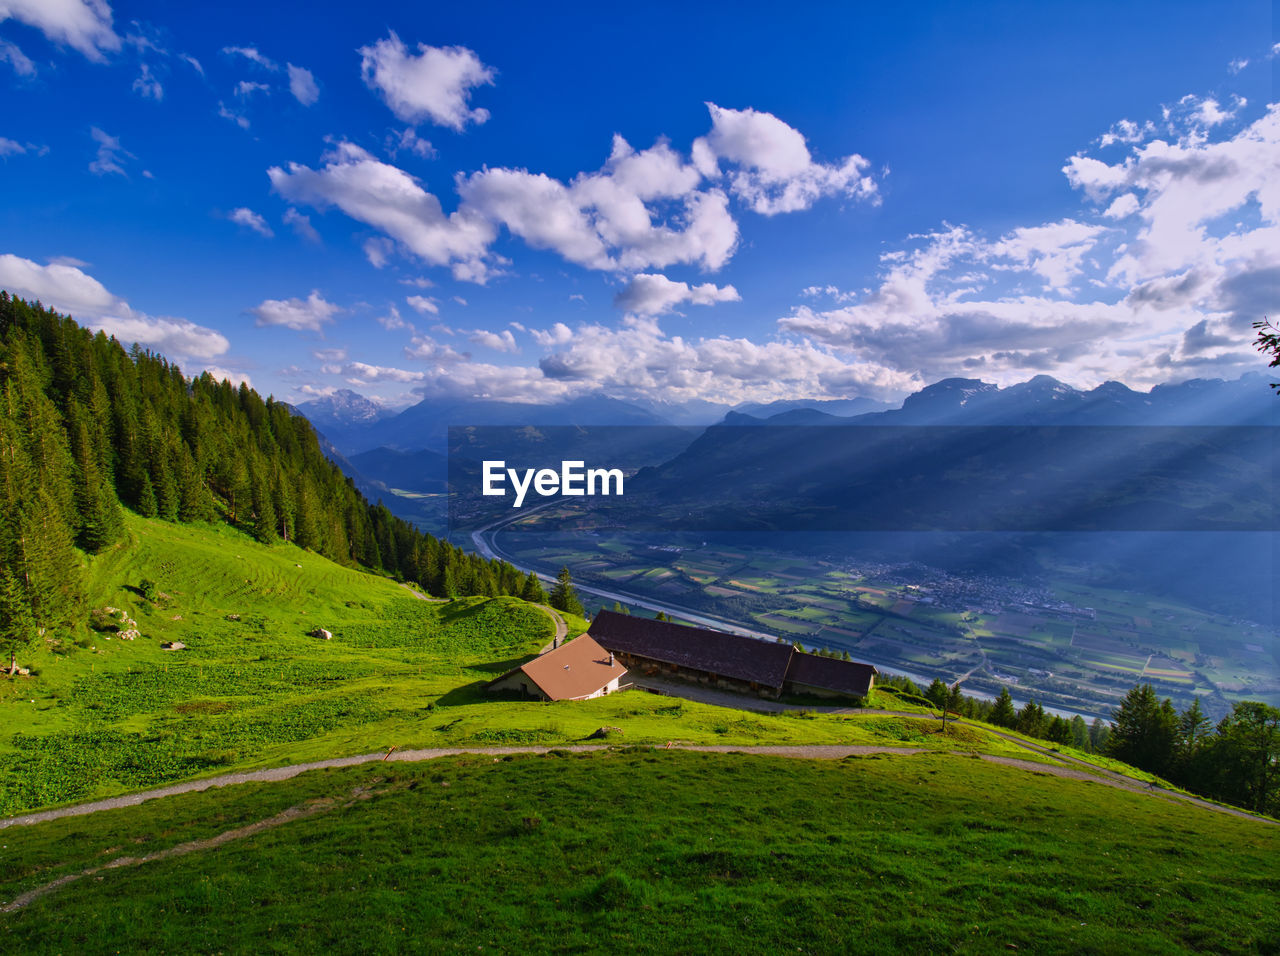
(588, 610), (877, 700)
(486, 635), (628, 701)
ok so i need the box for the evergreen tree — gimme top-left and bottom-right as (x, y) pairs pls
(925, 678), (949, 709)
(1015, 700), (1046, 737)
(1108, 683), (1179, 777)
(1046, 715), (1073, 745)
(0, 565), (34, 674)
(990, 687), (1016, 728)
(250, 465), (277, 544)
(548, 566), (584, 616)
(68, 409), (123, 552)
(520, 571), (546, 604)
(943, 682), (964, 729)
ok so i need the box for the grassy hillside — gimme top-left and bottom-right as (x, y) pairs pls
(1, 514), (1141, 816)
(3, 749), (1277, 954)
(0, 514), (564, 814)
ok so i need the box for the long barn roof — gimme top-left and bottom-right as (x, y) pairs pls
(589, 610), (794, 688)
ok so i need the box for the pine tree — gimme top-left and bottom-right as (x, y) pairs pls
(1046, 714), (1073, 745)
(926, 678), (949, 709)
(990, 687), (1016, 728)
(548, 566), (584, 616)
(250, 465), (277, 544)
(68, 409), (123, 552)
(1016, 700), (1046, 738)
(520, 571), (546, 604)
(0, 565), (34, 674)
(1108, 683), (1179, 776)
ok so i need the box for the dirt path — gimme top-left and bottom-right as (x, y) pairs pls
(3, 735), (1273, 831)
(397, 584), (449, 603)
(0, 784), (391, 914)
(535, 604), (569, 651)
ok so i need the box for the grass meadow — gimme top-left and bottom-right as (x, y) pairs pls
(2, 749), (1277, 954)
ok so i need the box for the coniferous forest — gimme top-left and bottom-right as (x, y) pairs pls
(0, 292), (538, 665)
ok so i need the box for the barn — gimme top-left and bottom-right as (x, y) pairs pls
(486, 635), (628, 702)
(588, 610), (876, 700)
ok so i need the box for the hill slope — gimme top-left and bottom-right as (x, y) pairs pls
(3, 514), (1172, 817)
(2, 749), (1277, 954)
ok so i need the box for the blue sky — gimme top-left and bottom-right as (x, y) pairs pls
(1, 1), (1276, 408)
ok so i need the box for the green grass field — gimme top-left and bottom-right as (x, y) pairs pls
(3, 515), (1083, 817)
(3, 749), (1276, 954)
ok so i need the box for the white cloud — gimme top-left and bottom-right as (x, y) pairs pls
(459, 167), (611, 269)
(248, 290), (340, 332)
(358, 32), (494, 130)
(376, 304), (412, 332)
(0, 137), (26, 156)
(405, 294), (439, 314)
(530, 322), (573, 346)
(800, 284), (856, 303)
(334, 361), (425, 385)
(235, 80), (269, 98)
(1100, 118), (1155, 148)
(403, 332), (467, 363)
(0, 253), (229, 359)
(287, 63), (318, 106)
(693, 103), (879, 214)
(0, 252), (120, 314)
(452, 295), (466, 306)
(458, 136), (738, 273)
(180, 53), (202, 75)
(218, 101), (249, 129)
(536, 315), (916, 404)
(0, 0), (120, 62)
(399, 276), (434, 288)
(613, 272), (740, 315)
(467, 328), (518, 352)
(387, 127), (434, 159)
(0, 38), (35, 75)
(1228, 57), (1249, 74)
(363, 237), (394, 268)
(312, 347), (347, 361)
(282, 207), (319, 242)
(985, 219), (1106, 292)
(200, 366), (252, 388)
(228, 207), (273, 237)
(1102, 193), (1140, 219)
(269, 141), (495, 278)
(88, 126), (131, 176)
(222, 45), (277, 70)
(772, 101), (1280, 390)
(1177, 93), (1241, 128)
(132, 62), (162, 100)
(273, 105), (876, 282)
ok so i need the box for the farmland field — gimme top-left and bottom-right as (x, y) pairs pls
(492, 531), (1280, 719)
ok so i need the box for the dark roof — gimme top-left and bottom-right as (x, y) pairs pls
(589, 610), (794, 689)
(784, 653), (877, 696)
